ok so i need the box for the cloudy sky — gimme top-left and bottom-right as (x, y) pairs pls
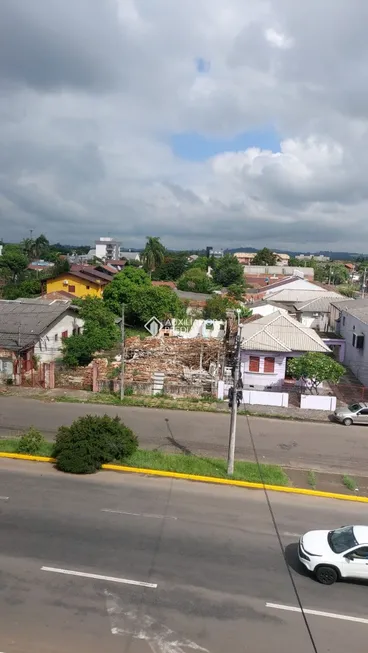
(1, 0), (368, 252)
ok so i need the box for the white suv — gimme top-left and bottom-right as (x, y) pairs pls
(299, 525), (368, 584)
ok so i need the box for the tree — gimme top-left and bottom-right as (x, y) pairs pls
(177, 268), (214, 293)
(141, 236), (166, 274)
(329, 264), (349, 285)
(203, 296), (251, 320)
(21, 238), (36, 260)
(103, 267), (151, 315)
(212, 254), (245, 287)
(227, 283), (246, 301)
(49, 257), (71, 277)
(129, 285), (186, 324)
(337, 285), (357, 298)
(34, 234), (50, 259)
(287, 353), (345, 394)
(189, 255), (212, 271)
(252, 248), (277, 266)
(152, 254), (188, 281)
(0, 246), (29, 282)
(2, 279), (41, 300)
(63, 297), (119, 367)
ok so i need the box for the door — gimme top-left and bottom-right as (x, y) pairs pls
(355, 408), (368, 424)
(342, 546), (368, 579)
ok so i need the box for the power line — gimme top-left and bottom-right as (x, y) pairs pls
(245, 414), (319, 653)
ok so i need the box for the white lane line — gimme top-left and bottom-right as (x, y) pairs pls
(266, 602), (368, 625)
(102, 509), (177, 520)
(0, 497), (9, 501)
(282, 532), (300, 537)
(41, 566), (157, 588)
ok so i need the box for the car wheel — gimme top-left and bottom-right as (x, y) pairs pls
(343, 418), (353, 426)
(315, 566), (339, 585)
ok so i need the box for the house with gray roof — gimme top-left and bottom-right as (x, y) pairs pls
(0, 300), (84, 382)
(239, 310), (331, 389)
(269, 290), (345, 332)
(330, 299), (368, 387)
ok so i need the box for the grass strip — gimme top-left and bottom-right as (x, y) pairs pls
(121, 450), (289, 484)
(0, 438), (54, 456)
(0, 438), (289, 485)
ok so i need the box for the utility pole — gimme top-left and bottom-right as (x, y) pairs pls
(120, 304), (125, 400)
(227, 319), (242, 476)
(362, 268), (367, 298)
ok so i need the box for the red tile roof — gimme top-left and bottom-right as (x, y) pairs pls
(53, 270), (110, 286)
(41, 291), (76, 300)
(70, 265), (112, 283)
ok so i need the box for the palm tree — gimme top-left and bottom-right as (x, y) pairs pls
(34, 234), (49, 258)
(21, 238), (36, 261)
(141, 236), (166, 275)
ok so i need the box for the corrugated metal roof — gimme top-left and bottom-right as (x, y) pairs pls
(240, 311), (331, 353)
(267, 289), (336, 303)
(332, 298), (368, 325)
(292, 293), (343, 312)
(0, 300), (75, 351)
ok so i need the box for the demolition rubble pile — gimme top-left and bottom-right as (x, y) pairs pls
(83, 358), (110, 386)
(123, 336), (224, 384)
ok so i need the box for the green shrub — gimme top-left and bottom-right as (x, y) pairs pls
(53, 414), (138, 474)
(17, 427), (45, 455)
(124, 386), (134, 396)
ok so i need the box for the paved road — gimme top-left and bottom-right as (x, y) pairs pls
(1, 460), (368, 652)
(1, 396), (368, 473)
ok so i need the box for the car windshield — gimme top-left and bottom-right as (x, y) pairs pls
(348, 404), (362, 412)
(328, 526), (357, 553)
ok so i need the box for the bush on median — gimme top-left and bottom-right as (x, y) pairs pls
(17, 427), (46, 455)
(53, 414), (138, 474)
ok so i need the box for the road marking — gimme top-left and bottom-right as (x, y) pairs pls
(282, 532), (300, 537)
(266, 602), (368, 625)
(0, 497), (9, 501)
(106, 590), (209, 652)
(41, 566), (157, 588)
(102, 509), (177, 520)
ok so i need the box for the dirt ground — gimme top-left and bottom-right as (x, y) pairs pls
(286, 467), (368, 496)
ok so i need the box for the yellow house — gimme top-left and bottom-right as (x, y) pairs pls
(46, 269), (110, 298)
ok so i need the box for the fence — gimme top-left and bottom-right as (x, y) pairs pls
(300, 395), (337, 411)
(242, 390), (289, 407)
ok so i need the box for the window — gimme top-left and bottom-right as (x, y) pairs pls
(351, 547), (368, 559)
(358, 409), (368, 415)
(264, 357), (275, 373)
(249, 356), (260, 372)
(61, 330), (68, 339)
(68, 285), (75, 293)
(86, 285), (90, 289)
(352, 333), (365, 349)
(54, 334), (58, 342)
(342, 316), (346, 326)
(328, 526), (357, 553)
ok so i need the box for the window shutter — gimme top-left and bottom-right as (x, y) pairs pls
(249, 356), (260, 372)
(264, 357), (275, 373)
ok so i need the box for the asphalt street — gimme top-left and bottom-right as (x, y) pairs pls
(1, 396), (368, 472)
(1, 459), (368, 652)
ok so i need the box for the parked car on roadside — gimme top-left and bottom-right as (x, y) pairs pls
(333, 402), (368, 426)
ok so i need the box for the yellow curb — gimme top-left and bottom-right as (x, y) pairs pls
(0, 452), (55, 463)
(102, 463), (368, 503)
(0, 452), (368, 503)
